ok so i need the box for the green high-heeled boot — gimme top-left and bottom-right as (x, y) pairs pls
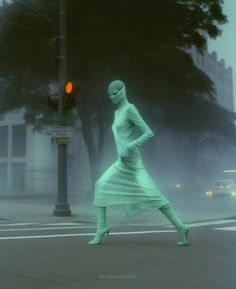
(177, 225), (189, 246)
(88, 206), (109, 245)
(160, 205), (190, 246)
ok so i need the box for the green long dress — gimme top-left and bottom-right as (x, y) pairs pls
(94, 102), (169, 218)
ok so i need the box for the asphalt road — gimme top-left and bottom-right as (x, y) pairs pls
(0, 218), (236, 289)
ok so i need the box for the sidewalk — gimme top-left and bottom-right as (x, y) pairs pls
(0, 193), (236, 225)
(0, 194), (168, 225)
(0, 194), (96, 224)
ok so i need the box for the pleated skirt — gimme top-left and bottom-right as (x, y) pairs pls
(93, 156), (169, 219)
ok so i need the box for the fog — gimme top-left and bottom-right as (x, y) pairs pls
(0, 1), (236, 223)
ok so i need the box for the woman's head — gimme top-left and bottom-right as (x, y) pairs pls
(108, 80), (127, 104)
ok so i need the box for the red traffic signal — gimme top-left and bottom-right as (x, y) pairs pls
(64, 81), (79, 111)
(65, 81), (79, 94)
(65, 82), (73, 94)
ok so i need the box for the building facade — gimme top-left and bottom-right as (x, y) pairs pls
(148, 46), (236, 191)
(0, 109), (92, 198)
(188, 46), (236, 181)
(190, 46), (234, 111)
(0, 110), (27, 194)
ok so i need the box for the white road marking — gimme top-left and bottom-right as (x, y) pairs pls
(0, 226), (95, 232)
(1, 219), (236, 240)
(0, 222), (92, 228)
(45, 223), (88, 226)
(0, 223), (38, 227)
(165, 219), (236, 228)
(214, 226), (236, 231)
(0, 230), (175, 240)
(111, 230), (174, 235)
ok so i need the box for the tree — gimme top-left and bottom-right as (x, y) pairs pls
(0, 0), (233, 187)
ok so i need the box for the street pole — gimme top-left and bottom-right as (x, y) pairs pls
(0, 0), (6, 32)
(2, 0), (70, 215)
(53, 0), (71, 216)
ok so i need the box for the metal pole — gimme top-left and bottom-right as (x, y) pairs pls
(53, 0), (71, 216)
(0, 0), (6, 32)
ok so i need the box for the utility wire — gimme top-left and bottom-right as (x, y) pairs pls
(10, 0), (57, 33)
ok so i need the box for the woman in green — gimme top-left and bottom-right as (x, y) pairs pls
(89, 80), (190, 246)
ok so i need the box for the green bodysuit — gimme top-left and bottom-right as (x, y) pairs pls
(93, 82), (169, 218)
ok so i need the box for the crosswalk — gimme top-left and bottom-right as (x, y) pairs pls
(0, 219), (236, 240)
(0, 221), (95, 240)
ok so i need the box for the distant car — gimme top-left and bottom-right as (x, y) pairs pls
(205, 179), (236, 197)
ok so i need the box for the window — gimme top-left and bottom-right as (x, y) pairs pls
(0, 163), (7, 193)
(11, 163), (25, 190)
(12, 125), (26, 157)
(0, 126), (8, 157)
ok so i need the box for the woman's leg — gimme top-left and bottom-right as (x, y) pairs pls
(159, 204), (189, 246)
(88, 206), (109, 245)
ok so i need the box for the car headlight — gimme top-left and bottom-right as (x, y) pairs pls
(206, 191), (213, 196)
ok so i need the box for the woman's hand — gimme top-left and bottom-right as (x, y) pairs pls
(127, 142), (135, 151)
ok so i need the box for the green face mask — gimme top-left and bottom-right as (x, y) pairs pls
(109, 86), (126, 104)
(108, 80), (127, 105)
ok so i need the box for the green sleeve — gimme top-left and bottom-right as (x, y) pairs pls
(127, 104), (155, 149)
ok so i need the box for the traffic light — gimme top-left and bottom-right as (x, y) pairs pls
(64, 81), (79, 112)
(47, 81), (79, 113)
(48, 96), (58, 111)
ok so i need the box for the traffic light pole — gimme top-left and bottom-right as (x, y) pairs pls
(53, 0), (71, 216)
(0, 0), (5, 32)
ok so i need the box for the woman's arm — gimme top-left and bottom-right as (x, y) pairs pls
(127, 104), (155, 150)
